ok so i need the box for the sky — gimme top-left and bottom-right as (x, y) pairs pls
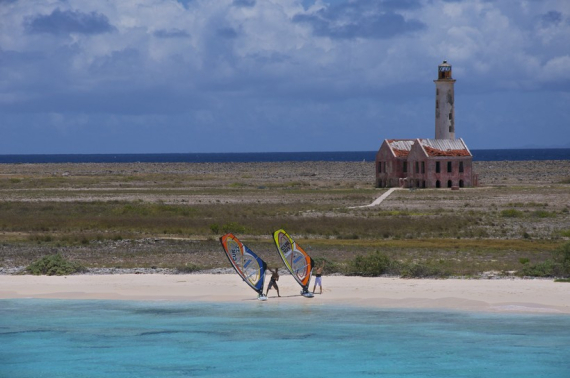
(1, 0), (569, 154)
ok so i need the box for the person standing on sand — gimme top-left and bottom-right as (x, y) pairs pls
(312, 261), (325, 294)
(265, 267), (280, 297)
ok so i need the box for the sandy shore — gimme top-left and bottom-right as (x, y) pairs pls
(1, 274), (569, 314)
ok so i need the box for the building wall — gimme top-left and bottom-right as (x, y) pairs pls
(427, 157), (473, 188)
(375, 142), (407, 188)
(376, 147), (475, 188)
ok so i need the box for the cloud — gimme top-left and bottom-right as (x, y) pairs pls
(217, 27), (239, 39)
(292, 1), (425, 39)
(1, 0), (569, 153)
(153, 28), (191, 38)
(541, 10), (562, 27)
(232, 0), (256, 8)
(25, 8), (115, 35)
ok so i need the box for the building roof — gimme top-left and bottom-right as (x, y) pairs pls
(418, 139), (471, 157)
(386, 139), (414, 157)
(383, 138), (471, 158)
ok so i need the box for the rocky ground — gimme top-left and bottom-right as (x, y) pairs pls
(0, 160), (569, 275)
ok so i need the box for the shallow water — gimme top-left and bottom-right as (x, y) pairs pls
(1, 299), (569, 377)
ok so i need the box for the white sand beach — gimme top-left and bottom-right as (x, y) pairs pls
(1, 274), (569, 314)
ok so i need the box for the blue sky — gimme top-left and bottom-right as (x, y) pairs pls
(1, 0), (569, 154)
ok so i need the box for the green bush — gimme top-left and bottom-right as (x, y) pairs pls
(26, 253), (86, 276)
(209, 223), (220, 234)
(500, 209), (524, 218)
(347, 251), (393, 276)
(531, 210), (556, 218)
(399, 263), (448, 278)
(221, 222), (246, 234)
(554, 241), (570, 275)
(176, 264), (201, 274)
(346, 251), (451, 278)
(520, 260), (562, 277)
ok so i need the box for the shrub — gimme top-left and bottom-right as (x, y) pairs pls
(347, 251), (394, 276)
(554, 241), (570, 275)
(399, 263), (449, 279)
(520, 260), (562, 277)
(209, 223), (220, 234)
(312, 257), (343, 275)
(221, 222), (246, 234)
(26, 253), (86, 276)
(176, 264), (201, 274)
(500, 209), (524, 218)
(531, 210), (556, 218)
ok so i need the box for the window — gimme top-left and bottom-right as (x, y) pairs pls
(449, 112), (452, 120)
(447, 161), (452, 173)
(436, 180), (441, 188)
(436, 162), (440, 173)
(415, 162), (419, 174)
(459, 180), (464, 188)
(447, 180), (452, 188)
(421, 161), (425, 174)
(378, 163), (382, 173)
(403, 161), (407, 173)
(459, 162), (464, 173)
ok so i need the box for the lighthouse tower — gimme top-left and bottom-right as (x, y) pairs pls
(434, 60), (456, 139)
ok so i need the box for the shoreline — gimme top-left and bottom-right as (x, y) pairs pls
(2, 274), (569, 315)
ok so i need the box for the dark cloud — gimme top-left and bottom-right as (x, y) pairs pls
(232, 0), (255, 8)
(292, 1), (425, 39)
(217, 27), (238, 39)
(153, 29), (190, 38)
(175, 0), (194, 9)
(25, 8), (115, 35)
(541, 11), (562, 27)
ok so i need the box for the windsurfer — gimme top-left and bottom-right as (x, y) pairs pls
(312, 261), (325, 294)
(265, 268), (280, 297)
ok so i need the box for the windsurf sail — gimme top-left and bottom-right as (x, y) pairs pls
(273, 229), (315, 293)
(219, 233), (267, 297)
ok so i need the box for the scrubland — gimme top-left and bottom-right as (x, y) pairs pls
(0, 160), (569, 277)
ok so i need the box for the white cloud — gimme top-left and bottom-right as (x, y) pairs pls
(0, 0), (569, 152)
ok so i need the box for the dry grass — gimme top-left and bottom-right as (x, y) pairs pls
(0, 160), (569, 275)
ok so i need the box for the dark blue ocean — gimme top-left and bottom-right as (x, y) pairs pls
(0, 149), (569, 164)
(2, 300), (570, 378)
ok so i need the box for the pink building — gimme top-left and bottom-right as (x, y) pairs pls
(375, 61), (478, 189)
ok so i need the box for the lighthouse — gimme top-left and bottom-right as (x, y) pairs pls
(434, 60), (456, 140)
(375, 60), (478, 189)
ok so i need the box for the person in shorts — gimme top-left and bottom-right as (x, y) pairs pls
(312, 261), (325, 294)
(265, 267), (280, 297)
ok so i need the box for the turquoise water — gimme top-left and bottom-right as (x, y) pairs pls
(1, 300), (569, 377)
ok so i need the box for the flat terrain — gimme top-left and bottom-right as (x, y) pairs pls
(1, 160), (569, 276)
